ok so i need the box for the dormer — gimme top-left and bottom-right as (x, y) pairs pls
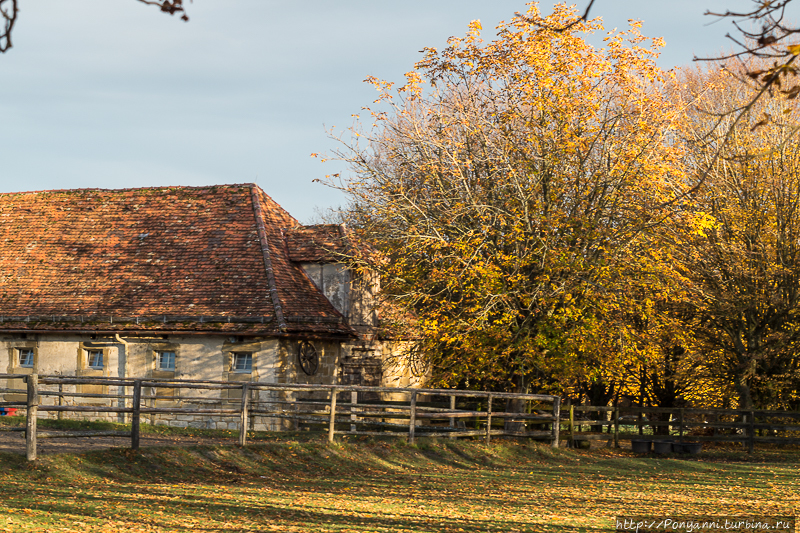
(284, 224), (378, 328)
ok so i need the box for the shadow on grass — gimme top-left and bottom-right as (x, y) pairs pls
(0, 481), (603, 533)
(0, 439), (798, 532)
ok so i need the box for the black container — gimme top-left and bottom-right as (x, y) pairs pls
(631, 439), (652, 454)
(674, 442), (702, 454)
(652, 440), (673, 454)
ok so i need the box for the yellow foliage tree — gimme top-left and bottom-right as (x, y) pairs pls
(328, 4), (688, 395)
(667, 64), (800, 409)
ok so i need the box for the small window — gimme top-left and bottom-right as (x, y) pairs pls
(231, 352), (252, 373)
(87, 350), (104, 370)
(18, 348), (34, 368)
(157, 351), (176, 371)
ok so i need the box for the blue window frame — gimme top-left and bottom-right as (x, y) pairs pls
(231, 352), (252, 373)
(18, 348), (33, 368)
(87, 350), (104, 370)
(157, 351), (176, 371)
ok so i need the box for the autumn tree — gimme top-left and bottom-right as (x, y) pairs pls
(326, 4), (687, 395)
(701, 1), (800, 115)
(550, 1), (800, 139)
(668, 64), (800, 410)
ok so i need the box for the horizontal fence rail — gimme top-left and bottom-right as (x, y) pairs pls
(0, 374), (561, 461)
(562, 405), (800, 452)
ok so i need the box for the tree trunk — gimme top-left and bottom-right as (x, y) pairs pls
(585, 380), (614, 433)
(733, 345), (756, 410)
(735, 377), (753, 410)
(504, 375), (526, 432)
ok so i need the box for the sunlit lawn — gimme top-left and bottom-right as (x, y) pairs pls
(0, 436), (797, 532)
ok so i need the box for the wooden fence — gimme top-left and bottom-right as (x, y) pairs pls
(0, 374), (561, 461)
(563, 405), (800, 452)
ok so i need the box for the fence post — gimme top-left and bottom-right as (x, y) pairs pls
(239, 382), (250, 446)
(551, 396), (561, 448)
(485, 395), (493, 444)
(350, 391), (358, 434)
(569, 404), (575, 448)
(613, 406), (619, 448)
(26, 374), (38, 462)
(57, 382), (63, 421)
(150, 387), (156, 426)
(118, 381), (127, 424)
(131, 380), (141, 450)
(408, 391), (418, 444)
(713, 411), (718, 439)
(449, 395), (456, 439)
(679, 408), (684, 443)
(638, 410), (644, 436)
(748, 410), (755, 454)
(328, 388), (338, 443)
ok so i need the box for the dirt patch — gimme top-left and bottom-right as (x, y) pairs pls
(0, 428), (238, 455)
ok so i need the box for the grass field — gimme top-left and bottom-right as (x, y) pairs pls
(0, 433), (797, 532)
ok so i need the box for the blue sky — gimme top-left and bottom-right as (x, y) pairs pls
(0, 0), (761, 222)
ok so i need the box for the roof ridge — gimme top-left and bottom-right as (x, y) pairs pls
(251, 185), (299, 226)
(0, 183), (257, 197)
(250, 185), (287, 331)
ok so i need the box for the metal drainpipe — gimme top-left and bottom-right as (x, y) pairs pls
(114, 334), (129, 423)
(114, 334), (129, 378)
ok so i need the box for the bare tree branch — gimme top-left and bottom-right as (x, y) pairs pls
(0, 0), (190, 54)
(699, 1), (800, 91)
(516, 0), (596, 32)
(0, 0), (17, 53)
(135, 0), (190, 22)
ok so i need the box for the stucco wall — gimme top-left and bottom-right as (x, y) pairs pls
(300, 262), (380, 330)
(0, 333), (279, 382)
(301, 263), (351, 317)
(0, 333), (286, 429)
(0, 333), (414, 431)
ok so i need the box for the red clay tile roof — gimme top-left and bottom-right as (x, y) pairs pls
(284, 225), (350, 263)
(0, 184), (354, 337)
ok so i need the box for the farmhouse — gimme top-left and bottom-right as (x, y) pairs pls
(0, 184), (414, 427)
